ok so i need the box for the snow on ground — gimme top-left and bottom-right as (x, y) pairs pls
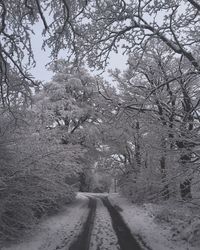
(80, 192), (109, 198)
(2, 193), (89, 250)
(89, 199), (120, 250)
(108, 193), (199, 250)
(147, 200), (200, 248)
(3, 192), (199, 250)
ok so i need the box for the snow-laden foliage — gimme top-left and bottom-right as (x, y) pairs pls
(2, 0), (200, 97)
(33, 62), (106, 193)
(0, 63), (104, 243)
(0, 0), (88, 89)
(0, 109), (82, 242)
(66, 0), (200, 72)
(95, 40), (200, 206)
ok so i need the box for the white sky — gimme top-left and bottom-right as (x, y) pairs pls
(31, 23), (53, 82)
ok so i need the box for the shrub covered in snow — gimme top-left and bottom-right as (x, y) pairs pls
(0, 143), (77, 244)
(0, 180), (75, 242)
(178, 217), (200, 246)
(0, 115), (81, 244)
(153, 202), (200, 248)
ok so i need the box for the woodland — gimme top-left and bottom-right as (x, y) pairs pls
(0, 0), (200, 244)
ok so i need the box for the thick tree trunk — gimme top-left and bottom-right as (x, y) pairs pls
(135, 121), (142, 172)
(179, 153), (192, 200)
(180, 178), (192, 200)
(114, 178), (117, 193)
(160, 155), (170, 200)
(178, 80), (193, 200)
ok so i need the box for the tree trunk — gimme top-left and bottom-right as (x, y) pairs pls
(180, 178), (192, 200)
(160, 155), (170, 200)
(135, 121), (142, 172)
(177, 79), (193, 200)
(114, 178), (117, 193)
(179, 153), (192, 200)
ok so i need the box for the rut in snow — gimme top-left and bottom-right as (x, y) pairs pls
(69, 197), (97, 250)
(102, 197), (142, 250)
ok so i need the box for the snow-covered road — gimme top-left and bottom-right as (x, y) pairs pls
(89, 198), (120, 250)
(2, 193), (143, 250)
(69, 194), (142, 250)
(2, 193), (198, 250)
(2, 193), (89, 250)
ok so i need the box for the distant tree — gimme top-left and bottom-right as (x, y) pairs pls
(34, 61), (106, 190)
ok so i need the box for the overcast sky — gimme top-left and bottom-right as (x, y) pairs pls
(31, 23), (53, 82)
(30, 22), (127, 83)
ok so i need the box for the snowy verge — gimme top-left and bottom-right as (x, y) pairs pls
(108, 193), (199, 250)
(2, 193), (89, 250)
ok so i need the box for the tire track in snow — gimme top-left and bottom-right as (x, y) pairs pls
(102, 197), (143, 250)
(89, 199), (120, 250)
(68, 197), (97, 250)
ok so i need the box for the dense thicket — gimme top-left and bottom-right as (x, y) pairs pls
(0, 73), (82, 243)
